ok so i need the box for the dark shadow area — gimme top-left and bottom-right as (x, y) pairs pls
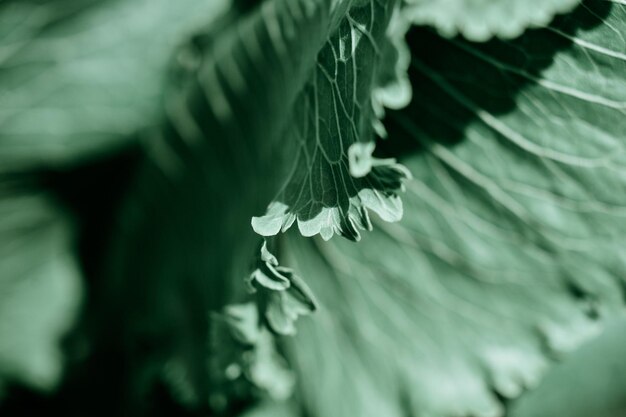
(376, 0), (613, 160)
(0, 144), (256, 416)
(233, 0), (263, 13)
(0, 147), (144, 417)
(0, 382), (210, 417)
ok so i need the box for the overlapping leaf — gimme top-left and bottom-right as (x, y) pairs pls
(283, 1), (626, 416)
(0, 0), (230, 403)
(90, 0), (342, 412)
(247, 242), (317, 335)
(165, 302), (296, 410)
(252, 0), (411, 241)
(403, 0), (581, 41)
(140, 0), (412, 405)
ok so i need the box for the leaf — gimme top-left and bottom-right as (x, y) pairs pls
(247, 241), (291, 291)
(164, 302), (296, 410)
(251, 0), (411, 242)
(247, 241), (318, 335)
(0, 0), (229, 172)
(210, 304), (296, 405)
(86, 0), (341, 412)
(510, 317), (626, 417)
(98, 0), (409, 408)
(0, 189), (82, 393)
(283, 1), (626, 416)
(263, 276), (317, 336)
(403, 0), (581, 41)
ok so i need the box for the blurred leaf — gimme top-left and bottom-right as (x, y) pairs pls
(403, 0), (580, 41)
(87, 0), (341, 412)
(284, 1), (626, 416)
(238, 400), (298, 417)
(0, 189), (82, 392)
(0, 0), (229, 172)
(510, 316), (626, 417)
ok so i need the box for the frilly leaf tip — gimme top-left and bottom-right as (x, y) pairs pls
(251, 202), (290, 236)
(259, 240), (278, 266)
(245, 242), (318, 337)
(253, 157), (410, 241)
(403, 0), (582, 42)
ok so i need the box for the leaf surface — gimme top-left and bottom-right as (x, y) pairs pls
(252, 0), (411, 241)
(510, 317), (626, 417)
(284, 1), (626, 416)
(89, 0), (338, 411)
(0, 190), (82, 392)
(0, 0), (228, 172)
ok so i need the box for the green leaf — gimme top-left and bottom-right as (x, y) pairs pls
(164, 302), (296, 409)
(510, 317), (626, 417)
(247, 241), (291, 291)
(87, 0), (339, 411)
(251, 0), (411, 242)
(283, 1), (626, 416)
(263, 275), (317, 336)
(0, 190), (82, 393)
(99, 0), (411, 407)
(403, 0), (580, 41)
(247, 241), (317, 335)
(0, 0), (228, 172)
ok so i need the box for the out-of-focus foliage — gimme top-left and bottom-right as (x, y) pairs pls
(0, 0), (229, 171)
(0, 0), (625, 416)
(0, 191), (81, 393)
(511, 317), (626, 417)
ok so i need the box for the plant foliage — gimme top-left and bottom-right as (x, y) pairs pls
(0, 0), (625, 416)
